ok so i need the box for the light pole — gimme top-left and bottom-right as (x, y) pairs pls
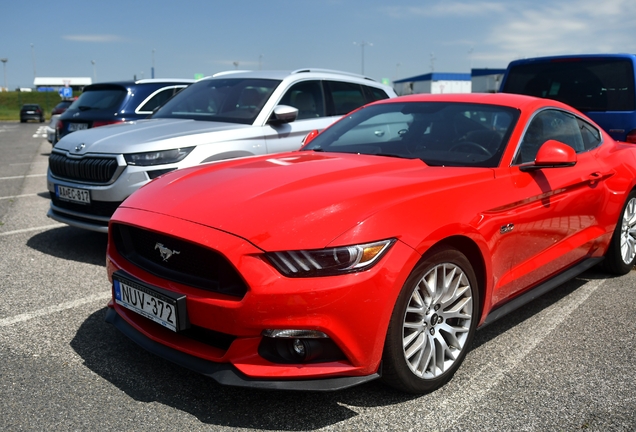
(91, 60), (96, 82)
(30, 43), (37, 79)
(353, 41), (372, 75)
(152, 49), (155, 78)
(1, 58), (7, 91)
(259, 54), (263, 70)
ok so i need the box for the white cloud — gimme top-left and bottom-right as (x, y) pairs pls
(383, 1), (506, 18)
(487, 0), (636, 60)
(62, 34), (126, 43)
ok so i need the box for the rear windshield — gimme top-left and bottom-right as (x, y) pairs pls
(501, 58), (635, 112)
(69, 87), (127, 111)
(152, 78), (281, 124)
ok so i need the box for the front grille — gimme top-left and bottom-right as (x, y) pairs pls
(50, 193), (121, 217)
(49, 152), (119, 184)
(111, 223), (248, 298)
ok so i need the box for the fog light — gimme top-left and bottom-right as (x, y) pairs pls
(292, 339), (306, 358)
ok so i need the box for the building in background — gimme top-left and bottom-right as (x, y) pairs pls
(470, 68), (506, 93)
(33, 77), (92, 92)
(393, 72), (471, 96)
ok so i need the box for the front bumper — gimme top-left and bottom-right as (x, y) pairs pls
(105, 307), (380, 391)
(105, 207), (418, 389)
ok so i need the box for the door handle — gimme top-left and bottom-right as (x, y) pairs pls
(588, 172), (602, 185)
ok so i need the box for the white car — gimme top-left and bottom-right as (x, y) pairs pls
(46, 114), (60, 145)
(47, 69), (397, 232)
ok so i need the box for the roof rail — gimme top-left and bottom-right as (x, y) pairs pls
(134, 78), (194, 84)
(212, 70), (253, 77)
(291, 68), (376, 82)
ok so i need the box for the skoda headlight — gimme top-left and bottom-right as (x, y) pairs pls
(265, 239), (395, 277)
(124, 147), (194, 166)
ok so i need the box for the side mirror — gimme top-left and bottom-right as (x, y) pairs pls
(269, 105), (298, 124)
(519, 139), (577, 172)
(300, 130), (320, 148)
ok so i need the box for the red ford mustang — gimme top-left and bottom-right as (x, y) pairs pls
(105, 93), (636, 393)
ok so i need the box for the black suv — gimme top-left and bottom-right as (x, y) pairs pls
(56, 78), (193, 140)
(20, 104), (45, 123)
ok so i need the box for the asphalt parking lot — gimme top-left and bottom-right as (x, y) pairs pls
(1, 121), (635, 431)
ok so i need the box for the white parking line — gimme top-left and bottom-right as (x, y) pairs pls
(0, 193), (39, 200)
(0, 292), (111, 327)
(415, 278), (606, 430)
(0, 173), (47, 181)
(0, 224), (65, 237)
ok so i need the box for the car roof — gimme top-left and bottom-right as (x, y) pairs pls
(374, 92), (557, 110)
(507, 53), (636, 66)
(83, 78), (195, 90)
(202, 68), (383, 85)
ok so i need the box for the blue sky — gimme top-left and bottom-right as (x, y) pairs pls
(2, 0), (636, 89)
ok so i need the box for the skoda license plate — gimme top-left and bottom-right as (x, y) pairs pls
(113, 274), (187, 332)
(55, 185), (90, 204)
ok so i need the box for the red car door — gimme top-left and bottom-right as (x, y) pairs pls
(491, 109), (607, 305)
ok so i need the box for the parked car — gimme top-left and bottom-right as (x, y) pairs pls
(105, 93), (636, 393)
(20, 104), (45, 123)
(51, 99), (74, 116)
(55, 78), (194, 140)
(47, 69), (396, 232)
(499, 53), (636, 143)
(46, 114), (60, 145)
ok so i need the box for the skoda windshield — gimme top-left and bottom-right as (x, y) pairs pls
(151, 78), (281, 124)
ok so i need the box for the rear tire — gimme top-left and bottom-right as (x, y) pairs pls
(381, 246), (479, 394)
(603, 190), (636, 275)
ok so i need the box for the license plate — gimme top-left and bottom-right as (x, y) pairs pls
(68, 123), (88, 132)
(26, 111), (35, 114)
(55, 184), (90, 204)
(113, 273), (187, 332)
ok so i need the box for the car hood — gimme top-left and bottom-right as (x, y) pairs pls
(53, 118), (251, 154)
(118, 151), (494, 251)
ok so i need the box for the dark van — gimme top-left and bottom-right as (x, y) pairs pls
(499, 54), (636, 143)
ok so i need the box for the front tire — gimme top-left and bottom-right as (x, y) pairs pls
(381, 247), (479, 394)
(603, 190), (636, 275)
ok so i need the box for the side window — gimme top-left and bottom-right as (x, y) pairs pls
(137, 86), (186, 113)
(514, 109), (587, 164)
(577, 117), (602, 150)
(325, 81), (367, 116)
(278, 81), (325, 120)
(364, 85), (390, 102)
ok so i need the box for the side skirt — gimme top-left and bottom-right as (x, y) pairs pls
(479, 257), (604, 328)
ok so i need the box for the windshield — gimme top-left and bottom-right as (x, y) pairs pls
(302, 102), (520, 168)
(152, 78), (281, 124)
(501, 58), (636, 112)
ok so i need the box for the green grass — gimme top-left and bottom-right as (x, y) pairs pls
(0, 91), (78, 121)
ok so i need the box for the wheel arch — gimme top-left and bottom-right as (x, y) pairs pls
(423, 235), (487, 323)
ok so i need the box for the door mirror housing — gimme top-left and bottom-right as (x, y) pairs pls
(269, 105), (299, 124)
(519, 139), (577, 172)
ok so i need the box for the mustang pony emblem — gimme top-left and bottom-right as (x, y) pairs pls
(155, 242), (180, 262)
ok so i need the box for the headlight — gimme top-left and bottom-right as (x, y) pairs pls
(265, 239), (395, 277)
(124, 147), (194, 166)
